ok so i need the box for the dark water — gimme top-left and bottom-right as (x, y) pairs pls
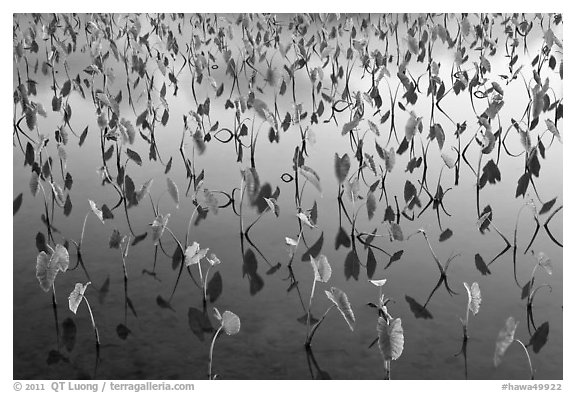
(13, 13), (563, 380)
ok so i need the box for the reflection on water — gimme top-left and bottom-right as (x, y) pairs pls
(13, 13), (562, 380)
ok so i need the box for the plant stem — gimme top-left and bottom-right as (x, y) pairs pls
(83, 297), (100, 354)
(515, 339), (534, 380)
(305, 278), (317, 345)
(305, 305), (335, 348)
(208, 326), (223, 379)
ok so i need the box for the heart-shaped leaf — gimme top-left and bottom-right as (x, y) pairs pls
(377, 317), (404, 361)
(221, 310), (241, 335)
(464, 282), (482, 315)
(325, 287), (355, 331)
(311, 254), (331, 283)
(334, 153), (351, 184)
(184, 242), (209, 266)
(494, 316), (518, 367)
(68, 282), (90, 314)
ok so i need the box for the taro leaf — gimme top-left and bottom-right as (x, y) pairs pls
(529, 322), (549, 353)
(539, 198), (557, 215)
(369, 279), (387, 287)
(205, 189), (220, 215)
(545, 119), (561, 142)
(243, 168), (260, 204)
(309, 201), (318, 225)
(404, 180), (420, 208)
(537, 252), (552, 275)
(516, 173), (530, 198)
(405, 111), (421, 142)
(116, 324), (131, 340)
(101, 204), (114, 220)
(344, 250), (360, 281)
(300, 165), (322, 194)
(406, 157), (422, 173)
(325, 287), (355, 331)
(165, 157), (173, 174)
(386, 250), (404, 269)
(334, 153), (351, 184)
(52, 244), (69, 272)
(51, 183), (65, 207)
(36, 232), (49, 253)
(390, 222), (404, 241)
(188, 307), (213, 341)
(310, 254), (332, 283)
(36, 251), (57, 292)
(441, 152), (456, 169)
(206, 271), (223, 303)
(297, 212), (316, 228)
(335, 226), (351, 249)
(494, 316), (518, 367)
(384, 206), (395, 222)
(439, 228), (453, 242)
(79, 126), (88, 146)
(13, 193), (23, 215)
(62, 318), (76, 352)
(264, 197), (280, 217)
(89, 200), (105, 224)
(430, 124), (445, 150)
(156, 295), (174, 311)
(109, 229), (123, 249)
(479, 159), (501, 188)
(136, 179), (154, 203)
(377, 317), (404, 361)
(184, 242), (209, 266)
(376, 142), (395, 172)
(302, 232), (324, 261)
(166, 177), (179, 207)
(367, 248), (377, 279)
(405, 295), (433, 319)
(478, 205), (493, 234)
(126, 148), (142, 166)
(464, 282), (482, 315)
(68, 282), (90, 314)
(172, 246), (184, 270)
(475, 254), (491, 275)
(221, 311), (241, 335)
(131, 232), (147, 246)
(151, 214), (169, 245)
(366, 192), (377, 220)
(98, 276), (110, 305)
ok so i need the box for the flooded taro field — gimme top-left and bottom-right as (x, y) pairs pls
(12, 13), (563, 380)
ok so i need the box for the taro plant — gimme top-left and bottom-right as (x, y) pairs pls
(305, 281), (355, 347)
(304, 255), (332, 347)
(208, 308), (240, 380)
(455, 282), (482, 379)
(494, 316), (534, 379)
(367, 279), (405, 379)
(36, 243), (70, 349)
(184, 242), (222, 309)
(68, 282), (100, 356)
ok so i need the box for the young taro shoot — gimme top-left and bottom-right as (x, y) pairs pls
(369, 279), (405, 379)
(208, 308), (240, 380)
(455, 282), (482, 379)
(68, 282), (100, 356)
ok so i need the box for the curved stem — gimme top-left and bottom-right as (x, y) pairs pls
(515, 339), (534, 380)
(305, 305), (335, 348)
(208, 326), (223, 379)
